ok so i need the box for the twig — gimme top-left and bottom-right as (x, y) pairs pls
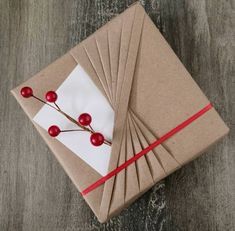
(32, 94), (111, 146)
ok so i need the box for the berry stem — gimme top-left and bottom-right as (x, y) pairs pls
(104, 140), (112, 146)
(54, 102), (61, 110)
(31, 94), (111, 146)
(32, 95), (57, 111)
(61, 129), (85, 132)
(89, 125), (95, 132)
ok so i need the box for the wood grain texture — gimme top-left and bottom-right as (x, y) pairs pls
(0, 0), (234, 230)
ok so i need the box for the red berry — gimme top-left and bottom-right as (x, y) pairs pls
(20, 86), (33, 98)
(45, 91), (57, 102)
(48, 125), (60, 137)
(78, 113), (92, 126)
(90, 133), (104, 146)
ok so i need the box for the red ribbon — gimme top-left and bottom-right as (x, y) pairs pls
(81, 103), (213, 196)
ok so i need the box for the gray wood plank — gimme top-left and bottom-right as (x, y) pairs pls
(160, 0), (235, 230)
(0, 0), (234, 230)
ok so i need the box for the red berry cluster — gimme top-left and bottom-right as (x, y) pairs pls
(20, 86), (110, 147)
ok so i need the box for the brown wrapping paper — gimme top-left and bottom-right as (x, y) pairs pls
(11, 3), (229, 222)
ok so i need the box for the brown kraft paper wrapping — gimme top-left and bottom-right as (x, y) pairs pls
(11, 3), (229, 222)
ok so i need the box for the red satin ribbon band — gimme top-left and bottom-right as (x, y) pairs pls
(81, 103), (213, 196)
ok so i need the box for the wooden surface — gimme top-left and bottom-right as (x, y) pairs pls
(0, 0), (234, 230)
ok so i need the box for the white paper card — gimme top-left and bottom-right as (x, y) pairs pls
(33, 64), (114, 176)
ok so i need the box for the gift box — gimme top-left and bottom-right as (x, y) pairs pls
(11, 2), (229, 222)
